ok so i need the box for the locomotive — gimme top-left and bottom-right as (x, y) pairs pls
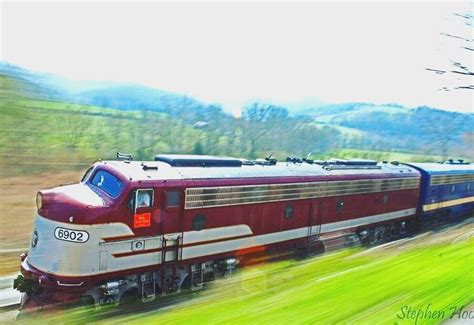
(14, 154), (474, 307)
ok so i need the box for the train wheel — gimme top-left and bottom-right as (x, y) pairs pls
(80, 295), (96, 306)
(118, 289), (139, 306)
(203, 272), (216, 288)
(368, 226), (386, 246)
(356, 228), (370, 246)
(204, 272), (215, 283)
(181, 275), (192, 290)
(387, 222), (399, 241)
(367, 228), (376, 246)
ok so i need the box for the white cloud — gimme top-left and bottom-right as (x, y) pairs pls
(1, 1), (472, 113)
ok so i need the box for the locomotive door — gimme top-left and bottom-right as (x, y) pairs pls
(161, 189), (184, 263)
(131, 188), (156, 235)
(307, 199), (322, 245)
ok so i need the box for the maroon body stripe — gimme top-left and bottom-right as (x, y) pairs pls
(113, 248), (162, 258)
(111, 233), (255, 258)
(102, 234), (137, 242)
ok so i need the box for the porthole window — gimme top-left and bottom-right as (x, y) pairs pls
(467, 184), (471, 190)
(383, 195), (389, 205)
(284, 205), (294, 220)
(337, 200), (345, 212)
(192, 214), (206, 231)
(451, 185), (455, 193)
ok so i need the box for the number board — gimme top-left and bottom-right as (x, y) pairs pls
(54, 227), (89, 243)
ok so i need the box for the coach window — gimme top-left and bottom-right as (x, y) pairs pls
(451, 185), (456, 193)
(284, 205), (294, 220)
(166, 190), (180, 207)
(383, 195), (389, 205)
(468, 184), (471, 190)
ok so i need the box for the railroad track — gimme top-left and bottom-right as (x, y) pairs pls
(0, 274), (21, 322)
(0, 274), (21, 309)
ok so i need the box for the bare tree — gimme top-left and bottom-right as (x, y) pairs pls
(241, 103), (289, 158)
(426, 12), (473, 91)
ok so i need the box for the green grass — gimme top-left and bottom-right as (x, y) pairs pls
(122, 239), (473, 324)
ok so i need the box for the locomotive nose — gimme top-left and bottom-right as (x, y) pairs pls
(37, 184), (107, 223)
(41, 183), (105, 208)
(24, 183), (110, 281)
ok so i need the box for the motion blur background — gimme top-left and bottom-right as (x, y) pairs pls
(0, 0), (472, 276)
(0, 0), (472, 323)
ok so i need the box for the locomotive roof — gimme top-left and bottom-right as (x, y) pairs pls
(404, 162), (474, 175)
(99, 158), (419, 182)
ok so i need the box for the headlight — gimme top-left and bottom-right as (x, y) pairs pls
(36, 192), (43, 210)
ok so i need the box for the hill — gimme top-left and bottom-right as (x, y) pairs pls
(0, 62), (472, 176)
(0, 62), (231, 125)
(0, 71), (340, 175)
(303, 102), (473, 156)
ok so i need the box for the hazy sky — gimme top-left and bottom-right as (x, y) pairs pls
(1, 1), (472, 115)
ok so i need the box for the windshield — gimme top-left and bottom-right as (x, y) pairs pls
(81, 167), (94, 183)
(90, 170), (124, 198)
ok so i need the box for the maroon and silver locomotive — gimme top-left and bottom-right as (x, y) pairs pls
(16, 154), (420, 306)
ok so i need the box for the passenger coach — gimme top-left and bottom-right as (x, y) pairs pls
(405, 160), (474, 226)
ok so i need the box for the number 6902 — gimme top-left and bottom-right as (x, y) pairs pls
(54, 227), (89, 243)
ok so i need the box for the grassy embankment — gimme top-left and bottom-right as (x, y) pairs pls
(109, 235), (474, 324)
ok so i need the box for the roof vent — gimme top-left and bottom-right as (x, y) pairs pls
(329, 159), (378, 166)
(155, 154), (242, 167)
(117, 152), (133, 161)
(241, 157), (277, 166)
(286, 157), (303, 164)
(444, 158), (469, 165)
(141, 162), (159, 171)
(315, 159), (381, 170)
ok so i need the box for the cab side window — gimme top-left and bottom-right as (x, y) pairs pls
(137, 189), (153, 208)
(166, 191), (180, 207)
(128, 189), (154, 211)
